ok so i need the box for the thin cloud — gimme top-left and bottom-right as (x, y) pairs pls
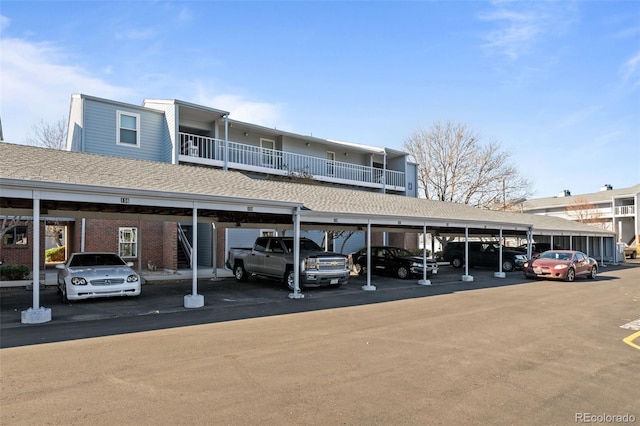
(622, 51), (640, 90)
(0, 37), (131, 144)
(194, 88), (290, 131)
(479, 1), (577, 60)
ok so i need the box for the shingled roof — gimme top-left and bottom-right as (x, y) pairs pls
(0, 142), (613, 237)
(521, 184), (640, 210)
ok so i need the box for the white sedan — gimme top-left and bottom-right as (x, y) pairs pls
(57, 252), (141, 302)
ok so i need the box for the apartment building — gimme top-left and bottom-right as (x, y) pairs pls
(61, 94), (419, 270)
(519, 184), (639, 253)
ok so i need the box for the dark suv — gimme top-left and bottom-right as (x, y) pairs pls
(442, 241), (527, 272)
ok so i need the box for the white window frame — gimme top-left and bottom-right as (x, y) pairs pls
(118, 227), (138, 258)
(117, 111), (141, 147)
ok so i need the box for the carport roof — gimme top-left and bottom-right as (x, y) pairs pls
(0, 143), (614, 237)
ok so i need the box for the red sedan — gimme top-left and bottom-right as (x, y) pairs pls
(523, 250), (598, 282)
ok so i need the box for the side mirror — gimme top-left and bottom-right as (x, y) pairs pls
(55, 263), (65, 270)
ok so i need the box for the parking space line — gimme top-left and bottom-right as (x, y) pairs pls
(623, 331), (640, 351)
(621, 319), (640, 351)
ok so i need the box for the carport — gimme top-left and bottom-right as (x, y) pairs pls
(0, 143), (616, 323)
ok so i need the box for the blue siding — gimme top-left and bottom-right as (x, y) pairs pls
(83, 99), (169, 162)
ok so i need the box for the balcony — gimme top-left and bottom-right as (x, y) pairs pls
(615, 205), (635, 217)
(178, 132), (405, 191)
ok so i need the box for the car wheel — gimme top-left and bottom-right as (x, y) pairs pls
(285, 268), (302, 291)
(451, 257), (463, 268)
(233, 263), (248, 282)
(396, 265), (409, 279)
(502, 259), (515, 272)
(631, 252), (637, 259)
(587, 266), (597, 280)
(565, 268), (575, 282)
(59, 283), (69, 303)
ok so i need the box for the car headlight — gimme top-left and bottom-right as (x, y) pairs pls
(304, 258), (319, 270)
(71, 276), (87, 286)
(523, 262), (529, 268)
(411, 262), (421, 267)
(127, 274), (139, 283)
(554, 264), (568, 270)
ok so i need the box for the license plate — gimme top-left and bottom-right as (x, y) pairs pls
(533, 268), (542, 274)
(330, 278), (338, 284)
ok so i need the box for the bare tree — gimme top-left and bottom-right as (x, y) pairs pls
(565, 197), (605, 228)
(404, 121), (531, 209)
(25, 117), (67, 150)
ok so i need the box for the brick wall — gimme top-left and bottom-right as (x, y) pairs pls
(0, 220), (45, 270)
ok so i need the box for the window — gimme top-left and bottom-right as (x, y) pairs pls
(3, 226), (28, 245)
(117, 111), (140, 147)
(119, 227), (137, 258)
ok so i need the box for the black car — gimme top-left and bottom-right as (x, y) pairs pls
(350, 246), (439, 279)
(442, 241), (527, 272)
(514, 243), (564, 258)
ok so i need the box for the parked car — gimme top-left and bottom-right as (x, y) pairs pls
(442, 241), (527, 272)
(226, 237), (349, 290)
(514, 243), (564, 258)
(522, 250), (598, 282)
(57, 252), (141, 302)
(623, 244), (638, 259)
(350, 246), (438, 279)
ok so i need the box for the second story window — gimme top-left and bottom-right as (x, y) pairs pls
(117, 111), (140, 147)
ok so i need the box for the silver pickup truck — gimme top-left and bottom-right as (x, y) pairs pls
(226, 237), (350, 290)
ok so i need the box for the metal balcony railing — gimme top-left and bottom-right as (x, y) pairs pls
(179, 132), (405, 189)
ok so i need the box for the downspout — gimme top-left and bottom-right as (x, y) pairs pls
(223, 114), (229, 171)
(382, 150), (387, 193)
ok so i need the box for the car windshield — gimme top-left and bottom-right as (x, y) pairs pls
(388, 247), (414, 257)
(539, 251), (571, 261)
(69, 253), (127, 267)
(283, 239), (324, 252)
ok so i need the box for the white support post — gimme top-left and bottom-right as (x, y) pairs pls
(494, 228), (506, 278)
(599, 237), (606, 267)
(22, 193), (51, 324)
(461, 226), (473, 282)
(418, 224), (431, 285)
(289, 207), (304, 299)
(362, 221), (376, 291)
(184, 203), (204, 308)
(211, 223), (221, 281)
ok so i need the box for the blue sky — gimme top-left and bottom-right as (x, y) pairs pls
(1, 0), (639, 198)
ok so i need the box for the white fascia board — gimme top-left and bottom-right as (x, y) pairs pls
(298, 210), (532, 231)
(531, 227), (615, 237)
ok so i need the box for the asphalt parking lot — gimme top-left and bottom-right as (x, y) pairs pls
(2, 265), (547, 347)
(2, 262), (639, 425)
